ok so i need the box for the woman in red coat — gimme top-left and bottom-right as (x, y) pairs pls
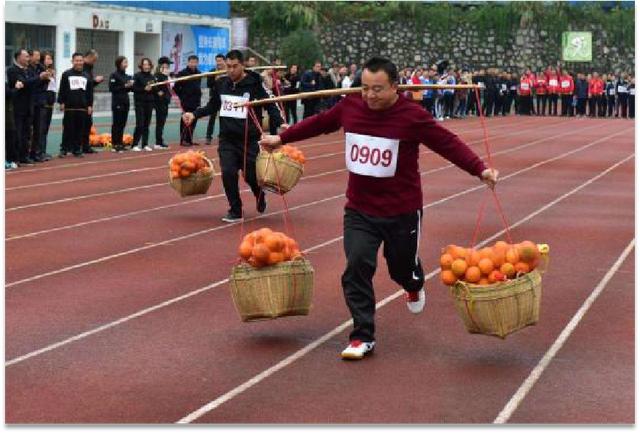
(534, 72), (547, 116)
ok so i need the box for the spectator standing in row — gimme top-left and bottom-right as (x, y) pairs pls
(40, 51), (56, 160)
(560, 70), (574, 116)
(301, 61), (322, 118)
(131, 58), (155, 151)
(282, 64), (300, 124)
(175, 55), (202, 146)
(518, 71), (533, 115)
(420, 69), (435, 114)
(605, 73), (617, 117)
(58, 52), (93, 157)
(109, 55), (133, 152)
(629, 77), (635, 119)
(81, 49), (104, 155)
(29, 49), (47, 162)
(574, 72), (589, 117)
(616, 73), (630, 118)
(546, 67), (560, 116)
(588, 72), (605, 118)
(154, 56), (173, 149)
(205, 53), (227, 145)
(534, 72), (547, 116)
(482, 68), (496, 117)
(5, 80), (19, 169)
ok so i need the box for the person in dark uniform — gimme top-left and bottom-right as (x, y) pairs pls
(39, 51), (57, 160)
(109, 56), (133, 153)
(282, 64), (300, 124)
(153, 56), (173, 149)
(174, 55), (202, 146)
(28, 49), (47, 162)
(605, 73), (617, 117)
(7, 48), (50, 165)
(58, 52), (93, 157)
(615, 73), (630, 118)
(629, 76), (635, 119)
(205, 53), (226, 145)
(301, 61), (322, 118)
(131, 58), (156, 151)
(182, 50), (286, 223)
(482, 68), (496, 117)
(81, 49), (104, 154)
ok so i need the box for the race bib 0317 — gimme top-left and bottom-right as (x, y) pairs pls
(345, 132), (399, 178)
(220, 94), (249, 119)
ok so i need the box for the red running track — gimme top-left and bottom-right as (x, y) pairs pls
(4, 116), (634, 424)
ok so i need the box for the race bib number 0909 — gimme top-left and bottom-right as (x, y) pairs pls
(220, 94), (249, 119)
(345, 132), (399, 178)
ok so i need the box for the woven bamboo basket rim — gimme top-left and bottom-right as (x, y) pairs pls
(168, 155), (215, 181)
(257, 151), (304, 174)
(451, 269), (541, 301)
(232, 256), (312, 276)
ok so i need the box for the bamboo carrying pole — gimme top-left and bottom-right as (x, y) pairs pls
(234, 84), (482, 107)
(149, 65), (288, 87)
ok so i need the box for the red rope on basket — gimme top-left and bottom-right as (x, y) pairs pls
(472, 87), (514, 245)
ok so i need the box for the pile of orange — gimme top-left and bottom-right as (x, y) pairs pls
(170, 150), (213, 180)
(89, 132), (112, 147)
(238, 228), (302, 268)
(123, 134), (133, 145)
(276, 145), (306, 165)
(439, 240), (541, 286)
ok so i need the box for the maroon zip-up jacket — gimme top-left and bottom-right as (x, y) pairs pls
(279, 93), (487, 217)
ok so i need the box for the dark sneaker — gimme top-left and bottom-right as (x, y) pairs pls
(341, 340), (376, 360)
(256, 191), (267, 214)
(84, 148), (97, 154)
(180, 142), (193, 147)
(73, 152), (84, 158)
(221, 213), (243, 223)
(58, 151), (68, 158)
(19, 158), (35, 166)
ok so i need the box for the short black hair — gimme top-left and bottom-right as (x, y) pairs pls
(85, 49), (98, 57)
(14, 49), (27, 60)
(363, 57), (399, 85)
(72, 52), (84, 59)
(27, 49), (40, 56)
(215, 53), (226, 60)
(187, 55), (199, 62)
(226, 50), (244, 63)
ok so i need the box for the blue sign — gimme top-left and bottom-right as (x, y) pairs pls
(192, 26), (229, 71)
(162, 23), (229, 74)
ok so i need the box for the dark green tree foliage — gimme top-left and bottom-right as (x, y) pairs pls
(280, 29), (324, 71)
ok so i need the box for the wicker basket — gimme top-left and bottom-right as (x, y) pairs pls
(256, 151), (303, 195)
(168, 157), (214, 197)
(449, 269), (542, 339)
(229, 258), (314, 322)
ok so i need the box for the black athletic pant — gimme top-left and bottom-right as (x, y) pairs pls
(30, 104), (43, 158)
(535, 95), (546, 115)
(547, 94), (558, 116)
(422, 97), (434, 115)
(607, 96), (616, 117)
(155, 102), (168, 146)
(303, 99), (319, 119)
(81, 113), (93, 152)
(519, 95), (533, 115)
(493, 95), (503, 116)
(39, 104), (54, 156)
(483, 95), (494, 117)
(576, 98), (587, 116)
(218, 137), (262, 217)
(180, 105), (198, 144)
(444, 93), (454, 117)
(206, 113), (216, 139)
(598, 95), (607, 117)
(6, 125), (19, 163)
(111, 105), (129, 149)
(629, 93), (635, 119)
(618, 94), (629, 118)
(589, 96), (600, 117)
(342, 207), (424, 342)
(502, 94), (512, 115)
(133, 101), (153, 148)
(14, 112), (32, 161)
(561, 94), (573, 116)
(466, 92), (477, 115)
(284, 100), (298, 124)
(62, 110), (86, 155)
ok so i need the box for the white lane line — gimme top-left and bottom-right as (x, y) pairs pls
(2, 119), (575, 212)
(6, 147), (633, 368)
(176, 153), (635, 424)
(493, 238), (635, 424)
(5, 128), (631, 288)
(6, 121), (567, 240)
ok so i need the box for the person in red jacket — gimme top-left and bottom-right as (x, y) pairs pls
(534, 72), (547, 116)
(259, 57), (498, 360)
(545, 67), (560, 116)
(518, 71), (534, 115)
(588, 72), (605, 118)
(560, 71), (575, 116)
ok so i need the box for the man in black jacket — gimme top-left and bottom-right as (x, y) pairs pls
(81, 49), (104, 154)
(58, 52), (94, 157)
(205, 53), (226, 145)
(6, 49), (50, 165)
(300, 61), (322, 119)
(154, 56), (173, 149)
(109, 55), (133, 152)
(174, 55), (202, 146)
(28, 50), (48, 162)
(574, 72), (589, 117)
(182, 50), (286, 222)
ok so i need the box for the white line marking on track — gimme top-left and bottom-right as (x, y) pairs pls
(7, 126), (626, 286)
(493, 238), (635, 424)
(6, 148), (633, 371)
(2, 119), (578, 213)
(176, 153), (635, 424)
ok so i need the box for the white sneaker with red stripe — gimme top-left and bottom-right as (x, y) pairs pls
(341, 340), (375, 360)
(406, 288), (426, 314)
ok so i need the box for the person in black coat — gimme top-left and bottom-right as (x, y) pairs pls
(81, 49), (104, 154)
(39, 51), (57, 160)
(174, 55), (202, 146)
(574, 73), (589, 117)
(132, 58), (156, 151)
(300, 61), (322, 119)
(615, 73), (630, 118)
(153, 56), (173, 149)
(5, 81), (19, 169)
(205, 53), (226, 145)
(109, 56), (133, 152)
(629, 76), (635, 119)
(282, 64), (300, 124)
(28, 50), (48, 162)
(6, 49), (50, 165)
(182, 50), (286, 223)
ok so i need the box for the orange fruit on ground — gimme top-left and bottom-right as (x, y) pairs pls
(466, 249), (481, 267)
(440, 270), (457, 286)
(517, 240), (540, 264)
(238, 242), (253, 260)
(500, 262), (516, 279)
(440, 254), (454, 270)
(505, 248), (520, 264)
(251, 243), (270, 263)
(478, 258), (495, 275)
(477, 278), (490, 286)
(514, 262), (531, 274)
(451, 259), (468, 277)
(465, 266), (482, 283)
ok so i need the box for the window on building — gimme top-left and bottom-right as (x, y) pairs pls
(5, 23), (55, 67)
